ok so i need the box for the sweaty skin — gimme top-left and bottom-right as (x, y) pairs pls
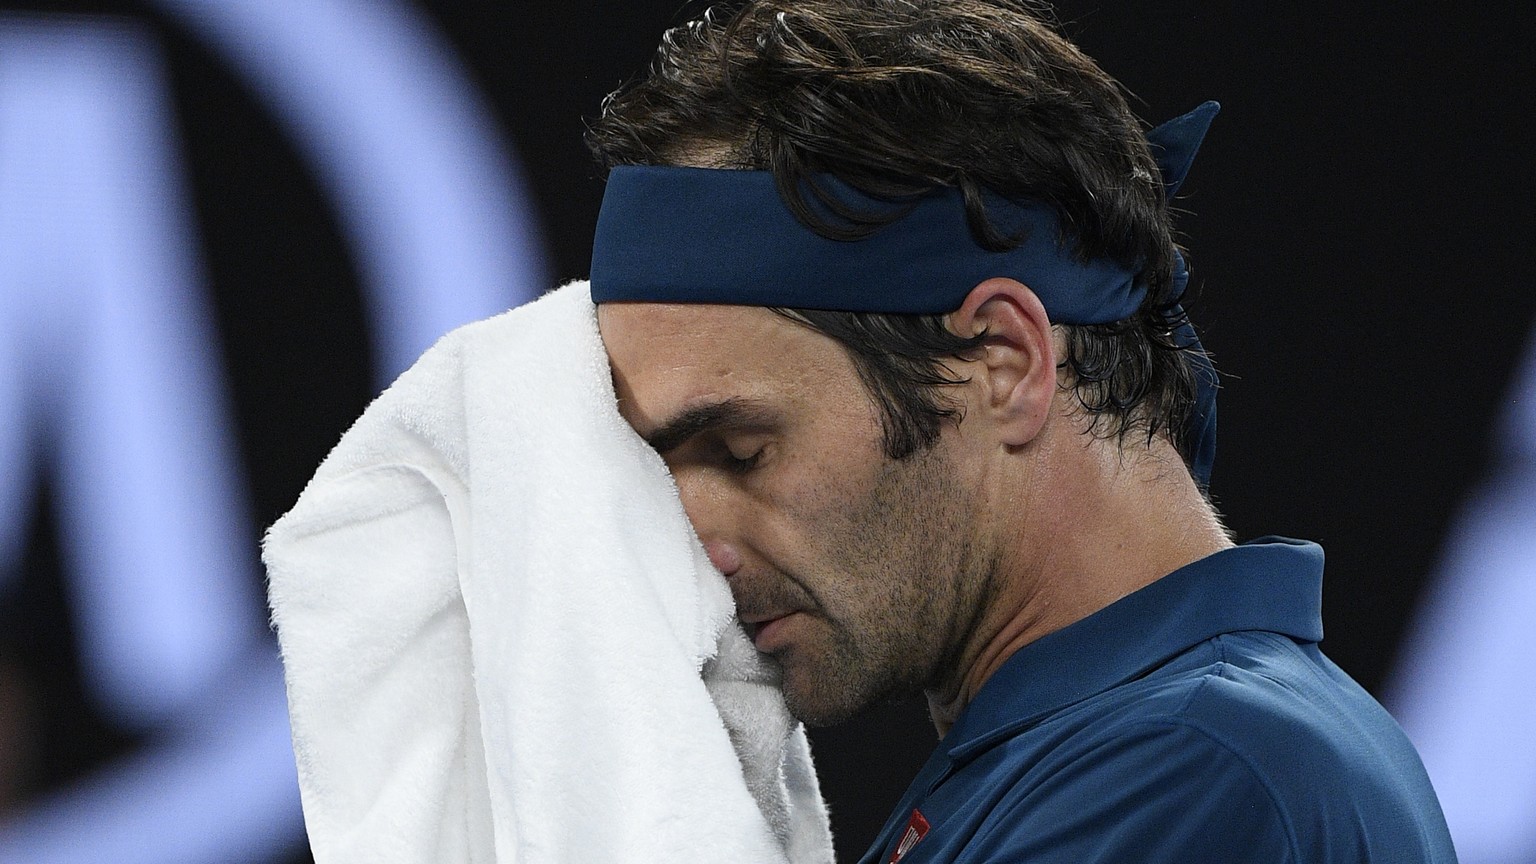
(598, 280), (1230, 733)
(599, 300), (991, 726)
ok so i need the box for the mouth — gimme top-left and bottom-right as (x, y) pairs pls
(742, 611), (799, 651)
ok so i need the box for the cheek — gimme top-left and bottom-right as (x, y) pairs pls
(750, 475), (898, 624)
(804, 456), (975, 624)
(750, 453), (881, 559)
(719, 404), (892, 580)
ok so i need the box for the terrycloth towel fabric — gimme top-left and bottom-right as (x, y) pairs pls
(264, 281), (835, 864)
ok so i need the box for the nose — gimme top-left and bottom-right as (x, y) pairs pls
(672, 471), (744, 576)
(703, 539), (742, 577)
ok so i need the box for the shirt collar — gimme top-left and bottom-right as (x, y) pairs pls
(943, 536), (1325, 764)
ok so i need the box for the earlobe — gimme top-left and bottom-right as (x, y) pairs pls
(948, 278), (1057, 447)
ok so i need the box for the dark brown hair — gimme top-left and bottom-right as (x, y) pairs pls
(588, 0), (1204, 460)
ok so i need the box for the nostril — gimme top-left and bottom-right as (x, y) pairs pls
(703, 540), (742, 576)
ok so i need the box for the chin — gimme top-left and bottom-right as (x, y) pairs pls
(783, 696), (859, 729)
(780, 664), (883, 728)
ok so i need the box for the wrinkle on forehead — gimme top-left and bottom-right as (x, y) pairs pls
(598, 301), (854, 432)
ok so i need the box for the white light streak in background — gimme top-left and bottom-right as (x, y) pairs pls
(155, 0), (548, 382)
(1389, 333), (1536, 864)
(0, 16), (303, 863)
(0, 0), (547, 858)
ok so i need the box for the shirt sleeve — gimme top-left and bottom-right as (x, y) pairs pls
(961, 718), (1297, 863)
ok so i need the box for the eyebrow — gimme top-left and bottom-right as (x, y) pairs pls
(642, 398), (779, 456)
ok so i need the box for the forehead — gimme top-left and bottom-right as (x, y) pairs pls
(597, 301), (860, 432)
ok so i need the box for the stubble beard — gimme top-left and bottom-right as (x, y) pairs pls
(770, 443), (989, 728)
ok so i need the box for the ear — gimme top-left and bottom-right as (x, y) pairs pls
(946, 278), (1057, 448)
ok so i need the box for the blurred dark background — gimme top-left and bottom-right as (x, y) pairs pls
(0, 1), (1530, 862)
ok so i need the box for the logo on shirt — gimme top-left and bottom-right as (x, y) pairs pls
(888, 809), (931, 863)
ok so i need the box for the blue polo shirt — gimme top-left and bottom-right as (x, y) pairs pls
(859, 538), (1457, 863)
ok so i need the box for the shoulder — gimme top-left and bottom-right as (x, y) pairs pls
(1170, 633), (1455, 861)
(962, 633), (1454, 863)
(964, 712), (1295, 863)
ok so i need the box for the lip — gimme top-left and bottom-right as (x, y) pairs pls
(745, 611), (800, 652)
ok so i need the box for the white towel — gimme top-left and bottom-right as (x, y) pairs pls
(263, 281), (835, 864)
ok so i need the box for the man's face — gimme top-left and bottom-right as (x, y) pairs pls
(599, 302), (994, 726)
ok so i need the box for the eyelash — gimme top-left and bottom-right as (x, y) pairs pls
(722, 448), (763, 475)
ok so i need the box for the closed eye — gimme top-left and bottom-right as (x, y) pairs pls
(641, 397), (780, 477)
(702, 435), (766, 475)
(722, 446), (763, 475)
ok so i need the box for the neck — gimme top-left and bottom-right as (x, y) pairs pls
(925, 416), (1232, 737)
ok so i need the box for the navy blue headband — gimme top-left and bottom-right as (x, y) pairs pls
(591, 101), (1221, 484)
